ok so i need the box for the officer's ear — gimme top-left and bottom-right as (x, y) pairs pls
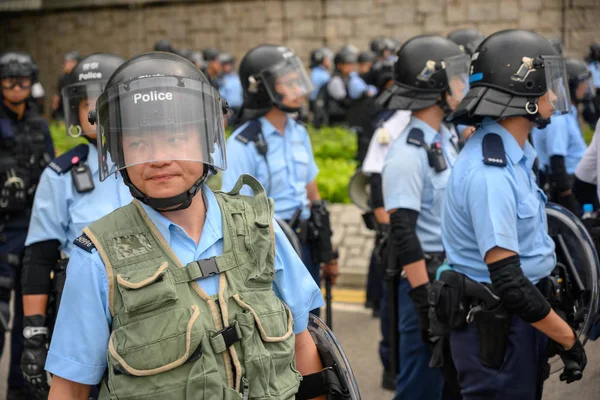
(88, 109), (97, 125)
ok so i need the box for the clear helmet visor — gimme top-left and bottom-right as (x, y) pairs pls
(443, 54), (471, 103)
(96, 75), (227, 182)
(259, 55), (314, 105)
(62, 81), (105, 138)
(543, 55), (571, 114)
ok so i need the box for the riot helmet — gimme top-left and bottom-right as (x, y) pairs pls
(589, 43), (600, 63)
(0, 52), (38, 105)
(377, 35), (468, 112)
(566, 58), (595, 103)
(370, 38), (394, 59)
(450, 29), (571, 128)
(92, 52), (228, 211)
(219, 52), (234, 65)
(203, 48), (220, 62)
(185, 50), (204, 70)
(61, 53), (124, 139)
(0, 51), (38, 81)
(334, 45), (359, 65)
(64, 51), (81, 63)
(358, 51), (376, 64)
(364, 59), (395, 93)
(447, 29), (485, 56)
(310, 48), (333, 68)
(240, 44), (313, 118)
(154, 40), (174, 53)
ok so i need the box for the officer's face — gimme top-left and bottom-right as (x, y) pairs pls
(359, 62), (372, 75)
(123, 127), (205, 199)
(538, 90), (556, 119)
(338, 63), (356, 76)
(63, 59), (78, 74)
(275, 71), (308, 108)
(223, 63), (233, 75)
(79, 97), (98, 138)
(1, 77), (31, 104)
(322, 58), (332, 70)
(575, 81), (590, 101)
(209, 60), (223, 76)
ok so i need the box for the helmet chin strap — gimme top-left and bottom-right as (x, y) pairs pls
(525, 97), (551, 129)
(121, 166), (211, 212)
(274, 101), (301, 114)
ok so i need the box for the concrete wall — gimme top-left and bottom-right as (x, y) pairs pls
(0, 0), (599, 114)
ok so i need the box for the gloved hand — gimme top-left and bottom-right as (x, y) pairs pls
(557, 335), (587, 384)
(20, 314), (49, 393)
(408, 283), (432, 345)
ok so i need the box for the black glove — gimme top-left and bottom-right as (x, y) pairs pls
(21, 314), (49, 393)
(408, 283), (431, 344)
(557, 336), (587, 384)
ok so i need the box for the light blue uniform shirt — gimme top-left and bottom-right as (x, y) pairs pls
(25, 144), (133, 255)
(310, 65), (331, 101)
(222, 117), (319, 220)
(382, 117), (458, 252)
(347, 71), (371, 100)
(442, 119), (556, 284)
(45, 187), (323, 385)
(531, 107), (586, 173)
(589, 61), (600, 89)
(218, 72), (243, 109)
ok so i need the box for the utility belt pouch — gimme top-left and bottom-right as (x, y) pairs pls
(362, 211), (376, 231)
(473, 304), (511, 369)
(52, 258), (69, 317)
(308, 200), (334, 264)
(428, 270), (467, 336)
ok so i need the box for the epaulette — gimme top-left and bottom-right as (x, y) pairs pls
(0, 119), (14, 140)
(235, 120), (262, 145)
(482, 133), (506, 167)
(47, 144), (90, 175)
(373, 110), (395, 128)
(406, 128), (425, 147)
(73, 233), (95, 253)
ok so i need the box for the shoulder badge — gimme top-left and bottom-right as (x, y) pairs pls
(73, 233), (95, 253)
(482, 133), (506, 167)
(48, 144), (90, 175)
(406, 128), (424, 147)
(235, 120), (262, 145)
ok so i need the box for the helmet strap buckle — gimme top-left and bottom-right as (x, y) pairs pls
(525, 101), (539, 115)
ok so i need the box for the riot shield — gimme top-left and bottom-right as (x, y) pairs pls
(348, 170), (371, 212)
(546, 202), (600, 372)
(307, 314), (361, 399)
(275, 218), (302, 257)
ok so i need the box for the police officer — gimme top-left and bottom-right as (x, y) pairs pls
(531, 57), (594, 214)
(0, 51), (54, 400)
(587, 43), (600, 90)
(380, 35), (467, 400)
(583, 43), (600, 129)
(309, 47), (333, 104)
(46, 51), (329, 399)
(51, 51), (80, 121)
(358, 50), (376, 76)
(202, 48), (222, 89)
(20, 53), (131, 397)
(217, 52), (243, 123)
(370, 38), (395, 61)
(443, 29), (587, 398)
(222, 44), (338, 317)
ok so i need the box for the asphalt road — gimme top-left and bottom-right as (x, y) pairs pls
(0, 302), (598, 399)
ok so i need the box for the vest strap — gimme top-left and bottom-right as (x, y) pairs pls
(172, 254), (239, 284)
(209, 320), (242, 354)
(225, 174), (270, 228)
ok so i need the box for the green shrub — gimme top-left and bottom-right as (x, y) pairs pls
(50, 122), (87, 156)
(315, 157), (357, 204)
(583, 124), (594, 145)
(308, 124), (357, 161)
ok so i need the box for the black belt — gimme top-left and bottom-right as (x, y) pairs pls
(284, 218), (310, 244)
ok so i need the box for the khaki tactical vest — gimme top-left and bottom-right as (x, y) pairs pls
(84, 175), (301, 400)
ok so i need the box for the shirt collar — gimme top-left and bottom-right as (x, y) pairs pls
(258, 116), (294, 138)
(137, 185), (223, 253)
(480, 118), (536, 169)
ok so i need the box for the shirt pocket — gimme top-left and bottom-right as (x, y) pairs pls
(517, 192), (539, 219)
(293, 150), (310, 183)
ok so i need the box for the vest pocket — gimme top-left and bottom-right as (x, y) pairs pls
(116, 262), (178, 314)
(233, 293), (300, 399)
(106, 306), (205, 399)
